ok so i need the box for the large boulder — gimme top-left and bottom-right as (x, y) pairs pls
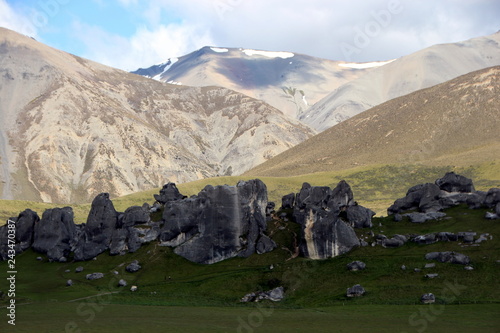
(32, 207), (76, 262)
(345, 205), (375, 228)
(388, 183), (442, 214)
(0, 209), (39, 260)
(281, 193), (295, 210)
(158, 179), (275, 264)
(435, 172), (475, 193)
(388, 173), (487, 215)
(109, 205), (160, 255)
(154, 182), (186, 204)
(484, 188), (500, 208)
(293, 181), (360, 259)
(74, 193), (118, 261)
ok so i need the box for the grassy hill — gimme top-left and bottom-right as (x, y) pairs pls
(1, 204), (499, 332)
(245, 66), (500, 179)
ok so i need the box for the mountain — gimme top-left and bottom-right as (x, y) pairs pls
(132, 46), (390, 118)
(0, 28), (315, 203)
(245, 66), (500, 177)
(300, 31), (500, 131)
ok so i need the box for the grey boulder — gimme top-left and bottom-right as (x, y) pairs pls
(346, 284), (365, 297)
(347, 261), (366, 271)
(425, 251), (470, 265)
(32, 207), (76, 262)
(86, 273), (104, 280)
(159, 179), (274, 264)
(74, 193), (118, 261)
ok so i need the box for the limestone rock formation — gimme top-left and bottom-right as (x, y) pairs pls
(74, 193), (118, 261)
(347, 261), (366, 271)
(425, 251), (470, 265)
(154, 183), (186, 204)
(289, 181), (363, 259)
(0, 209), (39, 260)
(388, 173), (498, 215)
(346, 284), (365, 297)
(158, 179), (276, 264)
(32, 207), (77, 262)
(435, 172), (475, 193)
(240, 286), (285, 302)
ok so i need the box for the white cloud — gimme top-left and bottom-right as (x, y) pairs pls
(71, 21), (214, 71)
(0, 0), (37, 37)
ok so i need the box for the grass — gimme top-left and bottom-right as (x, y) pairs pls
(0, 168), (499, 331)
(2, 163), (500, 225)
(1, 303), (498, 332)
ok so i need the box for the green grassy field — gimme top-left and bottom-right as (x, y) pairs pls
(1, 303), (498, 332)
(3, 163), (498, 225)
(1, 204), (499, 332)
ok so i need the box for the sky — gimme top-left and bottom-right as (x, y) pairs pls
(1, 0), (499, 71)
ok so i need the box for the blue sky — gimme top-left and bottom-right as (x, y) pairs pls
(1, 0), (499, 71)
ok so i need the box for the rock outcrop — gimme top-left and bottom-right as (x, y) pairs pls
(158, 179), (276, 264)
(154, 183), (186, 204)
(0, 209), (39, 260)
(240, 286), (285, 302)
(388, 172), (497, 215)
(288, 181), (364, 259)
(32, 207), (77, 262)
(74, 193), (119, 261)
(346, 284), (365, 297)
(425, 251), (470, 265)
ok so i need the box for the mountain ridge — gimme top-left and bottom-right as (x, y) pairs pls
(246, 66), (500, 177)
(0, 27), (315, 203)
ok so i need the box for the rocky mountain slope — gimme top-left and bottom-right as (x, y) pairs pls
(246, 66), (500, 177)
(0, 28), (315, 203)
(132, 46), (388, 118)
(300, 31), (500, 131)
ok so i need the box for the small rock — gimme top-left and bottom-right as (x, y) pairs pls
(425, 273), (439, 279)
(421, 293), (435, 304)
(75, 266), (84, 273)
(414, 268), (421, 272)
(86, 273), (104, 280)
(126, 260), (141, 273)
(36, 257), (43, 261)
(65, 269), (71, 273)
(113, 270), (119, 275)
(347, 261), (366, 271)
(66, 279), (73, 286)
(130, 285), (138, 292)
(118, 279), (127, 287)
(424, 263), (436, 269)
(401, 265), (406, 270)
(346, 284), (365, 297)
(464, 266), (474, 271)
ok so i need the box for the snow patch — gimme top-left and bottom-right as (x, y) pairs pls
(339, 59), (395, 69)
(152, 58), (179, 81)
(167, 80), (182, 85)
(242, 49), (294, 59)
(210, 47), (229, 53)
(302, 95), (308, 106)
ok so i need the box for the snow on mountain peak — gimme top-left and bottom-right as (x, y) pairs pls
(338, 59), (395, 69)
(242, 49), (294, 59)
(210, 47), (229, 53)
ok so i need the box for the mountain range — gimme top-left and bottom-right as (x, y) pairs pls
(0, 28), (313, 203)
(1, 26), (499, 204)
(246, 65), (500, 177)
(132, 46), (388, 119)
(134, 32), (500, 132)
